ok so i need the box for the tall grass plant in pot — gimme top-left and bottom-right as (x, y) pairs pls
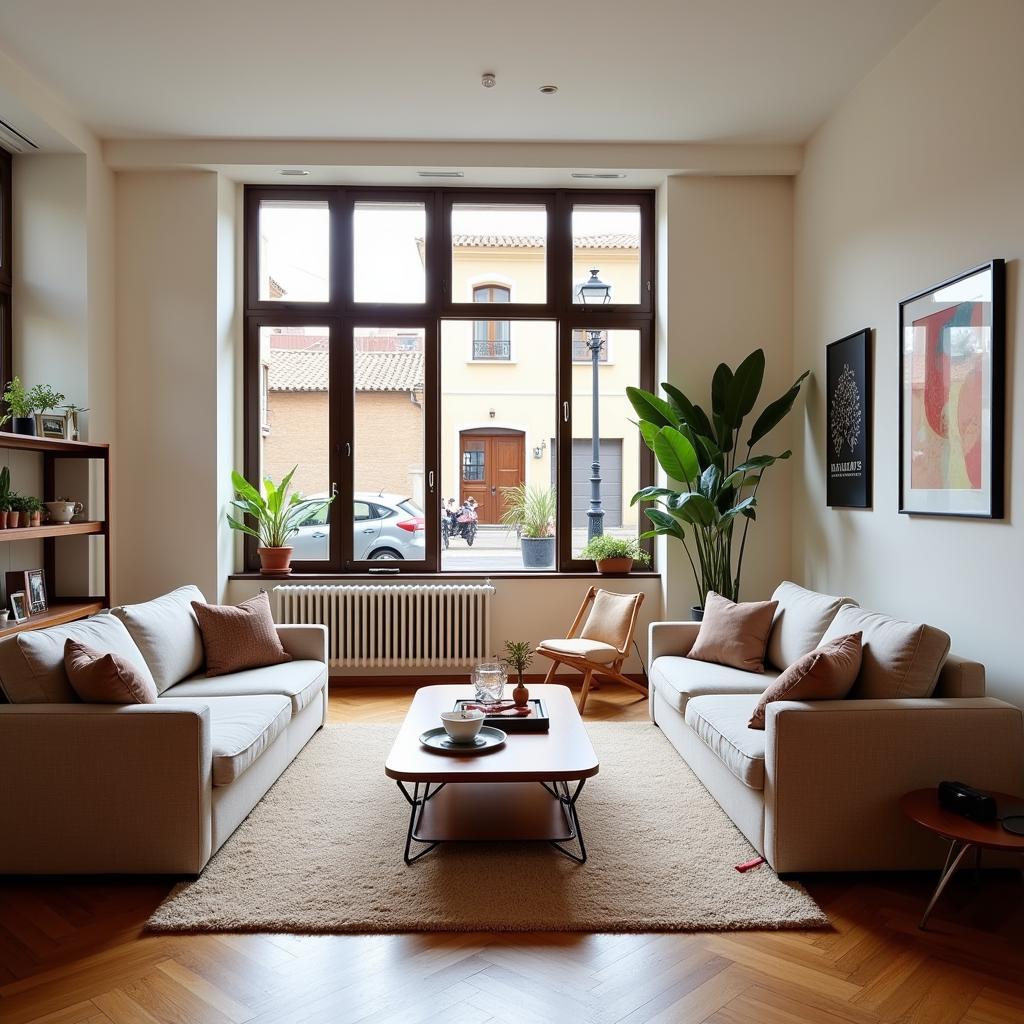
(500, 484), (556, 568)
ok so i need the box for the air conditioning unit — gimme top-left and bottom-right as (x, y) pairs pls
(0, 117), (38, 154)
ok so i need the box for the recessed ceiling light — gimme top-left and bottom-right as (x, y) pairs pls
(539, 85), (558, 95)
(279, 169), (310, 176)
(481, 72), (496, 88)
(417, 170), (465, 178)
(571, 171), (627, 179)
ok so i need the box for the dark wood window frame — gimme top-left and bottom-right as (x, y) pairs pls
(243, 185), (654, 575)
(0, 147), (13, 403)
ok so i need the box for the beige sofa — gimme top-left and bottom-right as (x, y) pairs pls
(649, 582), (1024, 873)
(0, 586), (328, 875)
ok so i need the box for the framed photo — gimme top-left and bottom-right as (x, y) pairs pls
(899, 260), (1005, 518)
(6, 569), (47, 615)
(37, 412), (68, 439)
(9, 591), (28, 623)
(826, 329), (872, 508)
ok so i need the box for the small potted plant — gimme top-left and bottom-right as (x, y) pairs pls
(578, 535), (651, 574)
(3, 377), (36, 436)
(29, 384), (66, 434)
(22, 495), (43, 527)
(227, 466), (334, 576)
(8, 493), (28, 528)
(502, 640), (534, 707)
(500, 484), (556, 569)
(62, 403), (88, 441)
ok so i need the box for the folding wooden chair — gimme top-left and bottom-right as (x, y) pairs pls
(536, 587), (647, 713)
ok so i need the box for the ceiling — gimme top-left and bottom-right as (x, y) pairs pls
(0, 0), (937, 146)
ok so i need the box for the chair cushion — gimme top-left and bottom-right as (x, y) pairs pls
(538, 638), (619, 664)
(165, 693), (292, 787)
(0, 614), (156, 704)
(164, 660), (327, 715)
(688, 592), (778, 673)
(748, 631), (862, 729)
(651, 656), (775, 714)
(766, 581), (857, 672)
(685, 694), (766, 791)
(820, 604), (950, 699)
(192, 592), (291, 676)
(64, 638), (158, 704)
(112, 585), (206, 693)
(579, 590), (638, 649)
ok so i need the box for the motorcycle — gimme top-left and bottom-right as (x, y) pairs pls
(442, 500), (478, 547)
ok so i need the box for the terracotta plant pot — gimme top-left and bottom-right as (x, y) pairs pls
(595, 556), (633, 574)
(258, 546), (293, 576)
(7, 511), (20, 528)
(0, 511), (7, 529)
(30, 511), (41, 526)
(512, 681), (530, 707)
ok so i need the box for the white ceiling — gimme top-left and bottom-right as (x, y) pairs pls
(0, 0), (937, 146)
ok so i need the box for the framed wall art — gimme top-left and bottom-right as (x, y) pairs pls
(899, 260), (1005, 518)
(826, 328), (872, 508)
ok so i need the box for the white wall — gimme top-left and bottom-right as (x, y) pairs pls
(793, 0), (1024, 703)
(659, 175), (796, 619)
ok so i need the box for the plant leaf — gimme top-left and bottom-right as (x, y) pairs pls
(637, 420), (661, 452)
(722, 349), (765, 428)
(747, 370), (810, 447)
(652, 426), (699, 484)
(711, 362), (733, 420)
(698, 464), (720, 500)
(668, 491), (717, 527)
(630, 486), (679, 506)
(626, 387), (677, 428)
(644, 507), (687, 541)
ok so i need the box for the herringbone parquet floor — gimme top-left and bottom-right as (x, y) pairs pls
(1, 684), (1022, 1024)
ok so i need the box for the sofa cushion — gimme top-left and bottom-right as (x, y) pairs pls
(820, 604), (950, 699)
(112, 585), (206, 693)
(748, 631), (862, 729)
(164, 660), (327, 715)
(684, 694), (766, 790)
(0, 614), (156, 704)
(766, 581), (857, 672)
(651, 655), (775, 715)
(64, 638), (158, 704)
(538, 638), (619, 664)
(579, 590), (636, 649)
(192, 592), (292, 676)
(688, 592), (778, 673)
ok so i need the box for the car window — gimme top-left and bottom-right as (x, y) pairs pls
(373, 503), (396, 519)
(398, 499), (422, 516)
(354, 501), (373, 522)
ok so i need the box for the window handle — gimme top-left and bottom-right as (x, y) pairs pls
(345, 442), (351, 457)
(563, 401), (570, 423)
(428, 470), (435, 493)
(331, 481), (338, 497)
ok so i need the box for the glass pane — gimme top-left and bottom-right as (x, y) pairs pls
(571, 205), (642, 305)
(568, 328), (642, 558)
(441, 320), (557, 572)
(259, 325), (331, 561)
(451, 203), (547, 303)
(352, 327), (426, 562)
(258, 200), (329, 302)
(353, 201), (426, 303)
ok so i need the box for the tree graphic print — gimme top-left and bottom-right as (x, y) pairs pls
(831, 364), (862, 457)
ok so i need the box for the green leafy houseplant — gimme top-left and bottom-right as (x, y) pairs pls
(227, 467), (334, 574)
(628, 349), (808, 610)
(500, 483), (556, 538)
(3, 377), (33, 418)
(28, 385), (66, 413)
(578, 534), (651, 568)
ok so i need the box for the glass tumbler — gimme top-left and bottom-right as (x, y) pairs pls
(473, 661), (507, 703)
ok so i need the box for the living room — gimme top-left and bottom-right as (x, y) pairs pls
(0, 1), (1022, 1021)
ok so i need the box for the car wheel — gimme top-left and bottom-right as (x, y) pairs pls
(370, 548), (402, 560)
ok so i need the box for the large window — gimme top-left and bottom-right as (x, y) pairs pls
(244, 187), (654, 574)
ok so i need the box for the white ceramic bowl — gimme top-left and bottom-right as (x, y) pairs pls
(440, 709), (485, 743)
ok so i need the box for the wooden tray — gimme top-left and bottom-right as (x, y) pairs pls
(453, 697), (550, 733)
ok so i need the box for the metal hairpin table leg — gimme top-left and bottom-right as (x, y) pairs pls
(919, 838), (973, 930)
(396, 780), (440, 864)
(547, 779), (588, 864)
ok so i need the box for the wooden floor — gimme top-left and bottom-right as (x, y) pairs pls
(2, 684), (1023, 1024)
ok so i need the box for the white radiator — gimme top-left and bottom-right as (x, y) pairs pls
(275, 583), (496, 669)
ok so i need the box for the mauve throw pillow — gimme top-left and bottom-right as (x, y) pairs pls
(688, 592), (779, 673)
(748, 631), (863, 729)
(64, 638), (158, 704)
(191, 591), (291, 676)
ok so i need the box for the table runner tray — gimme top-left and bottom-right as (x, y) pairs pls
(453, 697), (550, 733)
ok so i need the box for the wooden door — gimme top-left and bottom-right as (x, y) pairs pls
(460, 431), (525, 524)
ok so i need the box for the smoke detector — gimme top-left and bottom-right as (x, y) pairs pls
(481, 72), (496, 89)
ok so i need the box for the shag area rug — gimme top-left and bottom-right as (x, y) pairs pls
(148, 722), (827, 934)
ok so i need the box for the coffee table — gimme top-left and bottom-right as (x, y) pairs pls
(384, 684), (599, 864)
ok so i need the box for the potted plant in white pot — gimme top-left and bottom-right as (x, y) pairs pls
(578, 535), (651, 574)
(627, 349), (808, 620)
(227, 467), (333, 576)
(500, 484), (556, 569)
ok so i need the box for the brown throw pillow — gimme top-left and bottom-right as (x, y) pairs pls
(688, 592), (779, 673)
(191, 591), (291, 677)
(748, 631), (863, 729)
(64, 638), (158, 704)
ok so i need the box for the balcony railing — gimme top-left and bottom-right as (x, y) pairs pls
(472, 338), (511, 361)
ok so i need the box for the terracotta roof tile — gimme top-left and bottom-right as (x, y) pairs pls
(268, 350), (423, 393)
(451, 232), (638, 249)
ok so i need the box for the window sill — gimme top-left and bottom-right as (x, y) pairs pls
(229, 571), (661, 582)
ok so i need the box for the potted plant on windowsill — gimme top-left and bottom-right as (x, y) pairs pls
(227, 467), (334, 576)
(500, 484), (556, 569)
(628, 349), (809, 620)
(578, 535), (651, 574)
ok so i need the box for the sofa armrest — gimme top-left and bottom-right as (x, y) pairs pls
(763, 697), (1024, 873)
(0, 701), (214, 874)
(649, 621), (701, 662)
(276, 623), (328, 664)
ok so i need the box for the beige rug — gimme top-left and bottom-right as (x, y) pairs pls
(148, 723), (827, 934)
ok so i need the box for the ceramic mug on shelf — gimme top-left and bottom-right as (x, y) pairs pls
(44, 500), (83, 524)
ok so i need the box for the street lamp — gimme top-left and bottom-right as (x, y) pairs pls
(576, 269), (611, 541)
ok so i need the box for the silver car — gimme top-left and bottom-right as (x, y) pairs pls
(290, 493), (425, 561)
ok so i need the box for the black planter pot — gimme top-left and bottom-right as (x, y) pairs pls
(11, 416), (36, 436)
(690, 605), (704, 622)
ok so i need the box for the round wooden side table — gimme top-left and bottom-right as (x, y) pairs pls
(900, 788), (1024, 930)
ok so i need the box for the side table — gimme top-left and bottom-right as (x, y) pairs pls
(900, 788), (1024, 930)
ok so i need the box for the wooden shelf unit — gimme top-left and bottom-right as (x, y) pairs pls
(0, 432), (110, 635)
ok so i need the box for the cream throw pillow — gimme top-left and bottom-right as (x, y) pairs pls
(748, 631), (863, 729)
(688, 592), (779, 673)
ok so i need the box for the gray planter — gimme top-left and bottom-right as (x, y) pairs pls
(521, 536), (555, 569)
(690, 605), (704, 622)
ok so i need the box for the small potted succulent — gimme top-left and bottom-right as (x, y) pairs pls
(3, 377), (36, 436)
(502, 639), (534, 707)
(578, 535), (651, 574)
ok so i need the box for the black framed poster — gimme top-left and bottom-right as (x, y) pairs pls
(826, 329), (872, 508)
